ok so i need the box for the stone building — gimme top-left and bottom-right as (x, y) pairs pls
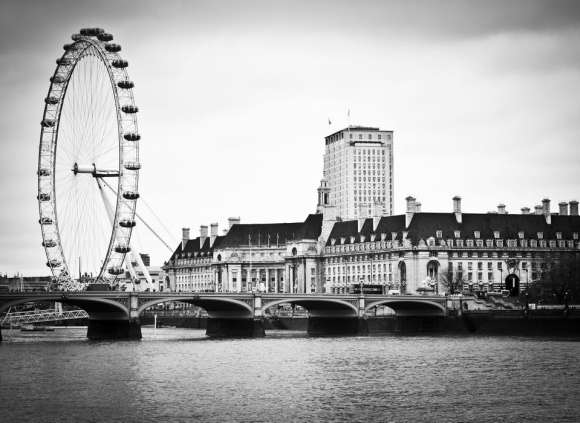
(322, 196), (580, 294)
(164, 215), (325, 293)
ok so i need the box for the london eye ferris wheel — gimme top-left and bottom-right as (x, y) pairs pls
(38, 28), (141, 286)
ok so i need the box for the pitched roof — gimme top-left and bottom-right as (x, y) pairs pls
(169, 214), (324, 257)
(326, 213), (580, 245)
(169, 235), (225, 261)
(218, 214), (322, 249)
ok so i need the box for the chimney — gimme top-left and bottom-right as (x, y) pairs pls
(570, 200), (579, 216)
(542, 198), (551, 224)
(415, 202), (422, 212)
(182, 228), (190, 250)
(521, 207), (530, 215)
(199, 225), (208, 247)
(210, 223), (218, 246)
(227, 217), (241, 231)
(405, 196), (416, 228)
(453, 196), (462, 224)
(497, 204), (506, 215)
(534, 205), (543, 215)
(559, 202), (569, 216)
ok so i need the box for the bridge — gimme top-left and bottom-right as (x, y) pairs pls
(0, 292), (449, 341)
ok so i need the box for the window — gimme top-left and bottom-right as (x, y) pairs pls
(494, 231), (500, 239)
(518, 231), (524, 239)
(454, 231), (460, 238)
(537, 232), (543, 239)
(468, 262), (473, 270)
(474, 231), (480, 239)
(487, 262), (492, 270)
(574, 233), (578, 240)
(497, 262), (502, 270)
(477, 262), (483, 270)
(556, 232), (562, 239)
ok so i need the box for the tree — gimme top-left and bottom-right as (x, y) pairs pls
(439, 272), (466, 295)
(527, 253), (580, 305)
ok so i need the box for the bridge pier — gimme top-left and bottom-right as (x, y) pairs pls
(206, 318), (265, 338)
(87, 318), (142, 340)
(307, 317), (369, 336)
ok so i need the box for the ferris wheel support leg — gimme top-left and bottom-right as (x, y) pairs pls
(131, 249), (153, 290)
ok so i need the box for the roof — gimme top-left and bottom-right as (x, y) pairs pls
(218, 214), (322, 249)
(169, 235), (225, 261)
(169, 214), (323, 258)
(325, 126), (390, 140)
(326, 213), (580, 246)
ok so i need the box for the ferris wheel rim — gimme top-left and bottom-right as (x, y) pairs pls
(37, 28), (140, 286)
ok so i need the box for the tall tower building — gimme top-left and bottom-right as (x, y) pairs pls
(322, 126), (394, 220)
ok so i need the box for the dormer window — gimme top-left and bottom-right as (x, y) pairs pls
(350, 236), (355, 244)
(474, 231), (480, 239)
(486, 239), (493, 247)
(556, 232), (562, 240)
(537, 232), (543, 239)
(360, 235), (366, 243)
(494, 231), (500, 239)
(331, 238), (336, 246)
(518, 231), (524, 239)
(436, 230), (443, 238)
(574, 233), (578, 240)
(454, 230), (460, 238)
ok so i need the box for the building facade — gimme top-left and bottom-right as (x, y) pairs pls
(321, 126), (394, 220)
(164, 215), (326, 293)
(164, 196), (579, 295)
(323, 197), (580, 294)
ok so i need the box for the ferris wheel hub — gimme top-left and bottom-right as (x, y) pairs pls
(72, 163), (120, 178)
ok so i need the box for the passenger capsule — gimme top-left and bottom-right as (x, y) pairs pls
(39, 217), (53, 225)
(119, 219), (136, 228)
(63, 43), (75, 51)
(123, 132), (140, 141)
(80, 28), (104, 36)
(37, 193), (51, 201)
(50, 75), (66, 84)
(105, 43), (121, 53)
(56, 58), (73, 66)
(121, 105), (138, 114)
(123, 192), (140, 200)
(108, 267), (125, 275)
(71, 33), (83, 41)
(42, 240), (57, 248)
(46, 259), (61, 267)
(45, 96), (59, 105)
(114, 245), (131, 253)
(38, 169), (51, 176)
(117, 80), (134, 89)
(41, 119), (55, 128)
(112, 59), (128, 68)
(124, 162), (141, 171)
(97, 33), (114, 42)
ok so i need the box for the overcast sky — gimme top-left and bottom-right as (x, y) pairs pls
(1, 0), (579, 275)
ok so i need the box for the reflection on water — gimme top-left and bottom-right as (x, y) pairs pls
(1, 327), (579, 422)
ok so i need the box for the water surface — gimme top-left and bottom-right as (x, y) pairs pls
(1, 327), (578, 422)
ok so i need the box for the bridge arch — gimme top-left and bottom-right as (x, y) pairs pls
(136, 296), (254, 318)
(364, 299), (446, 316)
(263, 297), (358, 317)
(0, 296), (130, 318)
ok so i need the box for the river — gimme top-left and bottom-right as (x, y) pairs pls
(1, 327), (579, 422)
